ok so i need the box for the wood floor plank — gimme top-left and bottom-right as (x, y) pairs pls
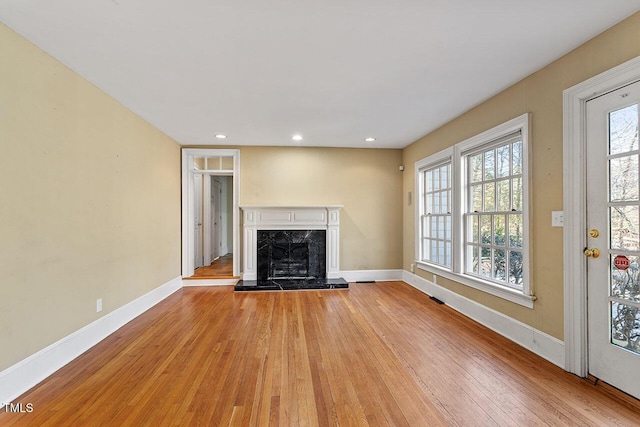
(2, 282), (639, 426)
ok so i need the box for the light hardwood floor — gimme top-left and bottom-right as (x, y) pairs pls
(1, 282), (639, 426)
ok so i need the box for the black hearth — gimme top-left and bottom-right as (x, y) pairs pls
(235, 229), (348, 291)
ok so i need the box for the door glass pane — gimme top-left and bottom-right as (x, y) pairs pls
(610, 155), (639, 202)
(610, 206), (640, 251)
(611, 301), (640, 354)
(611, 254), (640, 303)
(609, 104), (639, 155)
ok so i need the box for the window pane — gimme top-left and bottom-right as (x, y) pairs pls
(433, 168), (440, 190)
(422, 239), (430, 261)
(497, 179), (510, 211)
(480, 247), (492, 277)
(508, 214), (523, 248)
(442, 164), (450, 187)
(512, 177), (522, 211)
(484, 150), (495, 180)
(432, 192), (440, 214)
(470, 154), (483, 183)
(441, 190), (449, 214)
(611, 206), (640, 251)
(484, 182), (495, 211)
(609, 104), (639, 155)
(494, 249), (506, 281)
(471, 184), (482, 212)
(497, 145), (510, 177)
(481, 215), (491, 244)
(471, 215), (479, 243)
(445, 242), (452, 267)
(610, 155), (639, 202)
(494, 215), (506, 246)
(426, 193), (433, 214)
(471, 246), (480, 274)
(426, 170), (433, 191)
(512, 140), (523, 174)
(508, 250), (524, 287)
(445, 216), (452, 240)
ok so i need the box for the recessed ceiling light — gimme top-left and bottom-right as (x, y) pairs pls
(215, 134), (227, 139)
(365, 137), (376, 142)
(292, 134), (303, 141)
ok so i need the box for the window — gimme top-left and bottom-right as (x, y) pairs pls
(419, 161), (452, 268)
(465, 135), (523, 289)
(415, 114), (533, 307)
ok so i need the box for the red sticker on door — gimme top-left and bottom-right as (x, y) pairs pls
(614, 255), (630, 271)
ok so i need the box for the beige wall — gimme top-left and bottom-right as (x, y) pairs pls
(239, 146), (404, 270)
(0, 23), (182, 371)
(402, 12), (640, 340)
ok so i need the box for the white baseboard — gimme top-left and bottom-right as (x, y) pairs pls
(341, 269), (404, 283)
(182, 278), (239, 287)
(0, 275), (182, 405)
(402, 271), (565, 369)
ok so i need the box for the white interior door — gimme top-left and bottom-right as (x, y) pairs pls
(586, 80), (640, 399)
(212, 178), (222, 260)
(193, 173), (203, 269)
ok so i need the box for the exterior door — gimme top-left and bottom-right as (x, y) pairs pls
(586, 80), (640, 398)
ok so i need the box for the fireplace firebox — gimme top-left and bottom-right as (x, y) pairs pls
(257, 230), (326, 281)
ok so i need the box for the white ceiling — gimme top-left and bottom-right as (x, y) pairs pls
(1, 1), (640, 149)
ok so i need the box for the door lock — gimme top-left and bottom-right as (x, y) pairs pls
(584, 248), (601, 258)
(589, 229), (600, 238)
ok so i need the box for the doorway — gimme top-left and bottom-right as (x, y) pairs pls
(585, 80), (640, 398)
(181, 149), (240, 280)
(564, 54), (640, 399)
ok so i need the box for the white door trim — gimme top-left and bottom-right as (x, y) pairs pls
(563, 55), (640, 376)
(181, 148), (240, 278)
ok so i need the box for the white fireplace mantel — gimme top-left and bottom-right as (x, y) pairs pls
(240, 206), (342, 281)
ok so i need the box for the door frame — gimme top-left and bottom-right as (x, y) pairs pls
(181, 148), (240, 278)
(563, 55), (640, 376)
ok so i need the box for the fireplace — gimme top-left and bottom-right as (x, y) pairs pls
(258, 230), (326, 281)
(235, 206), (348, 291)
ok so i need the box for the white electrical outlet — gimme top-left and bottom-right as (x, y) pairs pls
(410, 263), (415, 273)
(96, 298), (103, 313)
(551, 211), (564, 227)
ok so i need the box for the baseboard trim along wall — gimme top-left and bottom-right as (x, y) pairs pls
(0, 275), (182, 406)
(402, 270), (566, 369)
(341, 269), (404, 283)
(182, 278), (239, 287)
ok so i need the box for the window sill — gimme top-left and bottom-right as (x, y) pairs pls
(415, 261), (536, 309)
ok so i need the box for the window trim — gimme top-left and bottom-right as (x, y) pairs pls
(415, 113), (535, 308)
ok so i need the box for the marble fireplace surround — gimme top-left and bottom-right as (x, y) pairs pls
(240, 206), (343, 282)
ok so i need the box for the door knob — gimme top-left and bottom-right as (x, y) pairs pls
(584, 248), (600, 258)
